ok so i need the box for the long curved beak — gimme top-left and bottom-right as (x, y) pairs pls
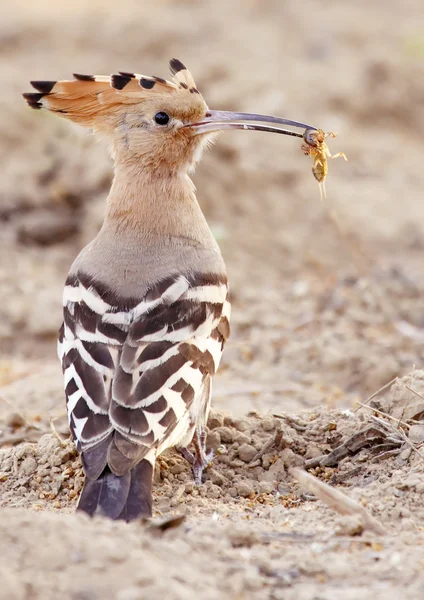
(186, 110), (317, 138)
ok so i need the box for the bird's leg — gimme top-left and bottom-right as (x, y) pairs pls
(181, 428), (214, 486)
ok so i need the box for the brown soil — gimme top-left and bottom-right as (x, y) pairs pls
(1, 1), (424, 598)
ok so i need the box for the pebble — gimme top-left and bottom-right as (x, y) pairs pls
(19, 457), (37, 476)
(238, 444), (257, 463)
(236, 480), (254, 497)
(262, 417), (277, 432)
(334, 515), (364, 537)
(206, 430), (221, 451)
(304, 444), (322, 460)
(205, 483), (222, 499)
(170, 464), (186, 475)
(261, 453), (275, 470)
(258, 481), (275, 494)
(6, 413), (26, 429)
(408, 424), (424, 444)
(229, 459), (246, 469)
(208, 413), (225, 429)
(215, 426), (234, 443)
(262, 458), (285, 483)
(400, 474), (423, 489)
(233, 420), (250, 433)
(208, 469), (227, 487)
(280, 448), (304, 468)
(227, 525), (261, 547)
(233, 432), (251, 445)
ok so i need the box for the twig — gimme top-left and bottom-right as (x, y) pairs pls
(405, 385), (424, 403)
(371, 417), (424, 460)
(273, 414), (308, 432)
(49, 417), (69, 447)
(353, 377), (398, 413)
(248, 429), (282, 466)
(290, 467), (387, 536)
(368, 415), (424, 461)
(355, 400), (410, 429)
(371, 449), (402, 462)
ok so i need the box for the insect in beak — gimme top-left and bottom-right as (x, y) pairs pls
(186, 110), (318, 138)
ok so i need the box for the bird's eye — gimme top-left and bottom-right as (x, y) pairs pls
(154, 112), (170, 125)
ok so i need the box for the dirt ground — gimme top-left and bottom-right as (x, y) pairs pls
(1, 0), (424, 598)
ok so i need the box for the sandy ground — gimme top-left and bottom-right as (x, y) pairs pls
(1, 0), (424, 598)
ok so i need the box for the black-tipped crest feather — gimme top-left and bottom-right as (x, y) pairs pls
(140, 78), (155, 90)
(22, 92), (44, 109)
(73, 73), (95, 81)
(30, 81), (55, 93)
(169, 58), (186, 74)
(111, 74), (132, 90)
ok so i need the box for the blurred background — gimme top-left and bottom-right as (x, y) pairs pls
(1, 0), (424, 426)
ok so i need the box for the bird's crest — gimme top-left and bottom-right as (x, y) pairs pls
(23, 58), (205, 131)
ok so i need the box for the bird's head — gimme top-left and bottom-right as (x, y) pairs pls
(23, 58), (315, 176)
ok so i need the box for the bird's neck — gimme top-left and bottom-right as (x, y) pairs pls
(103, 158), (217, 249)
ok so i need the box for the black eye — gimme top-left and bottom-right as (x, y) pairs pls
(154, 111), (170, 125)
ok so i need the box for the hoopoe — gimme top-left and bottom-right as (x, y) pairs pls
(23, 59), (315, 521)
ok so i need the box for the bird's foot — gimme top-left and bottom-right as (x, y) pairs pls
(180, 429), (214, 486)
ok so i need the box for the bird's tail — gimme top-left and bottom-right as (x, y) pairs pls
(77, 460), (153, 522)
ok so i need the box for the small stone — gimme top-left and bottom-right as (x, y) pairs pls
(169, 485), (185, 506)
(238, 444), (257, 463)
(227, 525), (261, 547)
(228, 487), (238, 497)
(208, 469), (226, 487)
(408, 424), (424, 444)
(185, 482), (194, 494)
(6, 413), (26, 429)
(208, 413), (224, 429)
(215, 427), (234, 443)
(399, 447), (412, 462)
(258, 481), (274, 494)
(233, 420), (250, 432)
(280, 448), (304, 469)
(20, 457), (38, 476)
(304, 444), (322, 460)
(229, 459), (245, 469)
(236, 480), (254, 497)
(261, 453), (275, 470)
(334, 515), (364, 537)
(206, 430), (221, 452)
(205, 483), (222, 499)
(170, 464), (186, 475)
(262, 458), (285, 483)
(262, 417), (277, 432)
(233, 432), (251, 445)
(400, 474), (423, 489)
(277, 483), (291, 495)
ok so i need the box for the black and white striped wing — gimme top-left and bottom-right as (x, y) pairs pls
(58, 271), (230, 479)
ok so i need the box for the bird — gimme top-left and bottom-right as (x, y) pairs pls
(23, 58), (315, 521)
